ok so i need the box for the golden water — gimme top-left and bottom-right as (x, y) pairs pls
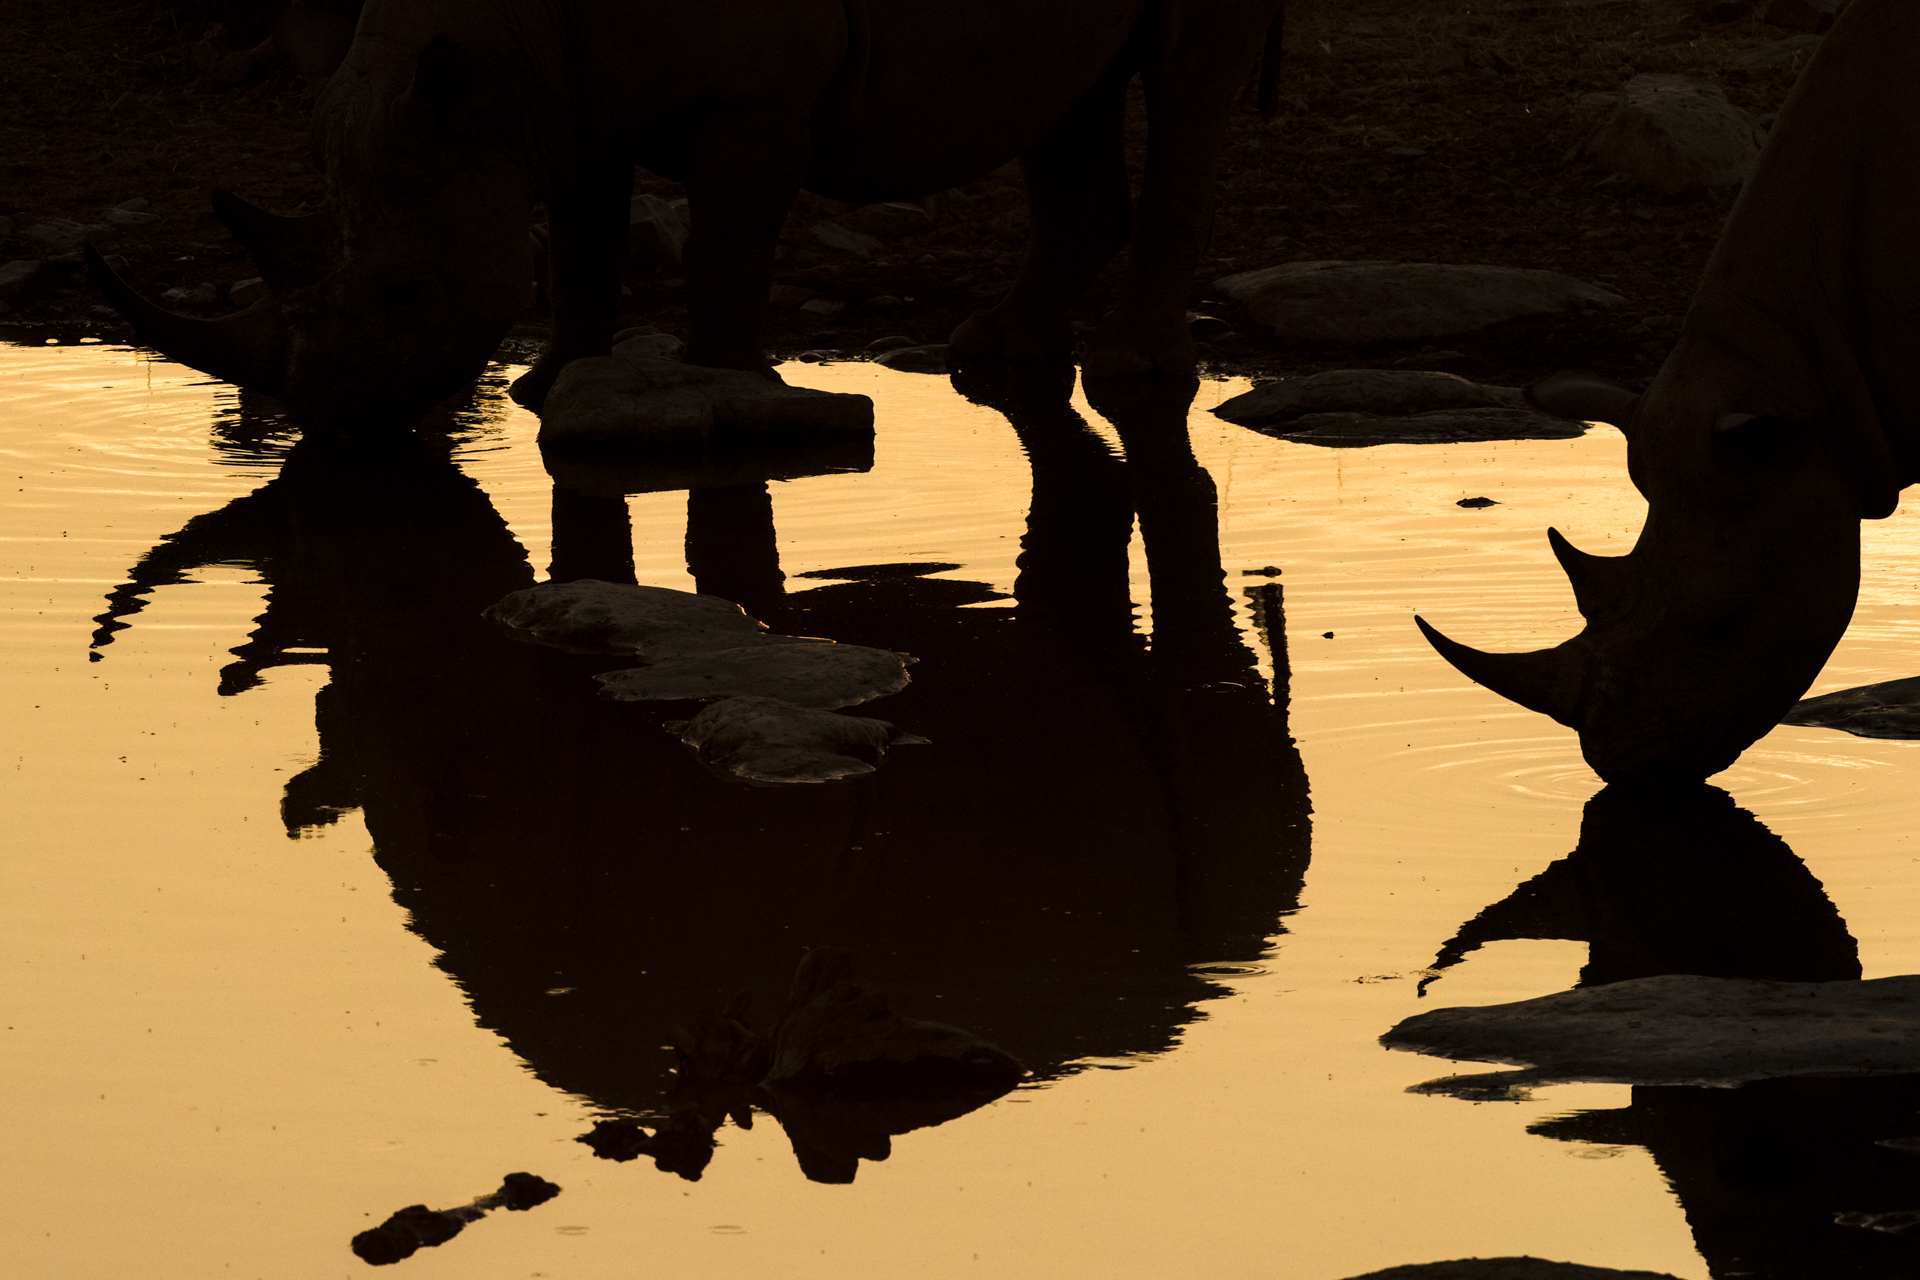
(7, 340), (1920, 1279)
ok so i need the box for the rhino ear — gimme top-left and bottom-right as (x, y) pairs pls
(401, 37), (496, 133)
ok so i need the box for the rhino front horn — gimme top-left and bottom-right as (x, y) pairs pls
(210, 188), (332, 289)
(1547, 527), (1632, 621)
(1413, 615), (1587, 728)
(86, 243), (289, 394)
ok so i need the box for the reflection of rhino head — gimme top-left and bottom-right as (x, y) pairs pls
(89, 36), (534, 426)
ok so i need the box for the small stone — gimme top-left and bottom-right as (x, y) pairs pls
(1457, 496), (1500, 507)
(25, 219), (112, 257)
(1188, 314), (1236, 341)
(799, 297), (846, 317)
(485, 579), (768, 657)
(114, 197), (150, 212)
(810, 222), (883, 258)
(102, 208), (161, 227)
(865, 294), (903, 312)
(159, 282), (217, 307)
(228, 277), (268, 308)
(863, 335), (915, 354)
(768, 283), (817, 308)
(797, 349), (842, 363)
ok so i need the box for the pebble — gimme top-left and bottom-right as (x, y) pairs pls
(102, 208), (161, 227)
(159, 283), (217, 307)
(863, 335), (915, 353)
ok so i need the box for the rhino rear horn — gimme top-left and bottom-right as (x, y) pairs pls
(211, 189), (332, 289)
(1527, 372), (1639, 434)
(1547, 527), (1633, 621)
(86, 243), (289, 394)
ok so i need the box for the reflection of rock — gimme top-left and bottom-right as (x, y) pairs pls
(1242, 407), (1586, 447)
(670, 695), (926, 783)
(1216, 369), (1529, 421)
(1338, 1261), (1682, 1280)
(597, 639), (914, 708)
(767, 948), (1025, 1088)
(1386, 972), (1920, 1088)
(485, 579), (768, 656)
(1782, 675), (1920, 739)
(350, 1172), (561, 1266)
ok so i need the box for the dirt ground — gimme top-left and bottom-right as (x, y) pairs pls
(1, 0), (1830, 390)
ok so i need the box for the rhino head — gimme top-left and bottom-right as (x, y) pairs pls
(1418, 360), (1869, 783)
(90, 37), (535, 428)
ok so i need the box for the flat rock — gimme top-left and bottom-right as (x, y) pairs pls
(1382, 972), (1920, 1088)
(595, 638), (914, 709)
(483, 579), (767, 657)
(1339, 1261), (1683, 1280)
(1241, 406), (1588, 448)
(872, 344), (951, 374)
(811, 222), (882, 258)
(1780, 675), (1920, 739)
(540, 354), (874, 446)
(670, 695), (923, 784)
(0, 260), (40, 297)
(1585, 74), (1766, 195)
(628, 193), (689, 270)
(1213, 261), (1623, 345)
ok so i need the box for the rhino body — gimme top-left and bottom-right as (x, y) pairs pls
(1419, 0), (1920, 782)
(93, 0), (1285, 424)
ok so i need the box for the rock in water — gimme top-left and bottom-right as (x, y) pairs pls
(1781, 675), (1920, 739)
(596, 639), (914, 709)
(1585, 74), (1766, 195)
(1212, 261), (1622, 345)
(1338, 1262), (1684, 1280)
(1382, 972), (1920, 1088)
(483, 579), (768, 656)
(540, 355), (873, 446)
(1211, 368), (1588, 443)
(669, 695), (925, 783)
(350, 1173), (561, 1266)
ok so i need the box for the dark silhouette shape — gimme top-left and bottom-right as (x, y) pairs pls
(91, 363), (1311, 1183)
(351, 1171), (559, 1266)
(1420, 783), (1859, 996)
(88, 1), (1289, 424)
(1419, 782), (1920, 1278)
(1418, 0), (1920, 783)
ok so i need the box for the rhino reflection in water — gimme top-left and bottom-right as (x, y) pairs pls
(88, 0), (1287, 423)
(1415, 786), (1920, 1278)
(90, 370), (1311, 1184)
(1419, 0), (1920, 783)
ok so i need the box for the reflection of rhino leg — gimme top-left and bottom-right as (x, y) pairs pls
(548, 484), (636, 585)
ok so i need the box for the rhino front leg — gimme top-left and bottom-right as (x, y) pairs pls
(511, 164), (631, 413)
(1083, 4), (1275, 379)
(682, 114), (811, 374)
(949, 74), (1132, 362)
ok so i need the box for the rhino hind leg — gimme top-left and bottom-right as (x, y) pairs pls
(511, 165), (634, 413)
(949, 72), (1132, 362)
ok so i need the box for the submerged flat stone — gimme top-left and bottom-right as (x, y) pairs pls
(484, 579), (766, 656)
(1383, 973), (1920, 1088)
(541, 354), (874, 446)
(671, 696), (926, 784)
(1339, 1261), (1683, 1280)
(1213, 370), (1587, 445)
(1780, 675), (1920, 739)
(1212, 260), (1623, 345)
(595, 639), (914, 709)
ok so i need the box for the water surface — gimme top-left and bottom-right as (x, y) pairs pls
(8, 340), (1920, 1279)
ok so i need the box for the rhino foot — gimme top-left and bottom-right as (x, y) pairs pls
(1081, 314), (1196, 379)
(948, 305), (1074, 362)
